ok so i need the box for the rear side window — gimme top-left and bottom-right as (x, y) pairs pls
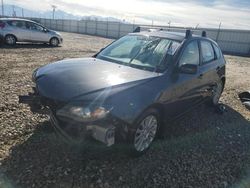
(179, 41), (200, 66)
(7, 20), (27, 29)
(212, 43), (221, 59)
(200, 40), (215, 64)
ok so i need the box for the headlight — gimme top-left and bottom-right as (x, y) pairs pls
(56, 103), (111, 122)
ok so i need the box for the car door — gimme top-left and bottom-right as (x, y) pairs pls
(162, 40), (204, 118)
(198, 40), (221, 98)
(7, 20), (30, 41)
(26, 22), (50, 42)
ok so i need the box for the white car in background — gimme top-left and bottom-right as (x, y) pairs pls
(0, 18), (63, 46)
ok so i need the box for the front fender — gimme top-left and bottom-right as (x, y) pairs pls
(106, 76), (165, 125)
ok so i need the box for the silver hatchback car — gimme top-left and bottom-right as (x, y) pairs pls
(0, 18), (63, 46)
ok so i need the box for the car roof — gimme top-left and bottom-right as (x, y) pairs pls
(130, 30), (208, 42)
(0, 18), (37, 24)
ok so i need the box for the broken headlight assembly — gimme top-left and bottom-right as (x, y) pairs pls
(56, 103), (112, 122)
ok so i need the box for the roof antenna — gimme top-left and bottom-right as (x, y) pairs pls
(202, 31), (207, 37)
(185, 29), (192, 38)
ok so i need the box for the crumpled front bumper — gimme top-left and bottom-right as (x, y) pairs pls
(19, 92), (115, 146)
(50, 111), (115, 146)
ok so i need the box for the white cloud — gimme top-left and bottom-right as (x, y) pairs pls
(5, 0), (250, 29)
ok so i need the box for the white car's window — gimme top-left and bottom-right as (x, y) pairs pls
(7, 20), (26, 29)
(27, 22), (44, 32)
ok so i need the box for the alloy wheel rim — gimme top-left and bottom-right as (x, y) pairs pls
(51, 39), (58, 46)
(213, 82), (223, 104)
(6, 36), (15, 45)
(134, 115), (158, 152)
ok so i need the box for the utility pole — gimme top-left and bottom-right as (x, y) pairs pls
(1, 0), (4, 16)
(216, 22), (222, 42)
(51, 5), (57, 19)
(168, 21), (171, 28)
(22, 8), (24, 17)
(12, 5), (16, 17)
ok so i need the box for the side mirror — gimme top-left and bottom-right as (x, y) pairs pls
(179, 64), (198, 74)
(43, 28), (48, 33)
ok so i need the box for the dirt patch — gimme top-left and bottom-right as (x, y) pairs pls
(0, 32), (249, 188)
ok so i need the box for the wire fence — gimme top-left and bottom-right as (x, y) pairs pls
(1, 15), (250, 55)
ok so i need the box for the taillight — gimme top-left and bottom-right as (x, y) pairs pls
(0, 23), (6, 29)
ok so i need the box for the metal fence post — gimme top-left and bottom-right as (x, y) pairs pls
(106, 20), (109, 38)
(95, 20), (97, 35)
(62, 19), (64, 31)
(77, 20), (79, 33)
(84, 20), (88, 34)
(118, 22), (121, 38)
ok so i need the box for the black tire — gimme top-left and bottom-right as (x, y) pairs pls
(50, 37), (59, 47)
(5, 35), (16, 45)
(128, 108), (160, 156)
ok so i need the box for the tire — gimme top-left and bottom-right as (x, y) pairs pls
(50, 37), (59, 47)
(210, 80), (224, 106)
(128, 108), (160, 156)
(5, 35), (16, 45)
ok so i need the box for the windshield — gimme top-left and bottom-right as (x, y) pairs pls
(96, 35), (180, 72)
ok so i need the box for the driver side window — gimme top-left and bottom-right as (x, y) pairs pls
(26, 22), (44, 32)
(179, 41), (199, 66)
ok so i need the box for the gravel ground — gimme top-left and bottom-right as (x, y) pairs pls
(0, 32), (250, 188)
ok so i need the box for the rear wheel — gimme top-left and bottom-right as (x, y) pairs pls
(50, 37), (59, 47)
(5, 35), (16, 45)
(128, 109), (160, 156)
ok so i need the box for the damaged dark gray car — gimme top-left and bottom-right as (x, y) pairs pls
(19, 29), (226, 155)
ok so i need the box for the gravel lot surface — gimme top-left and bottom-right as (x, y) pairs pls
(0, 32), (250, 188)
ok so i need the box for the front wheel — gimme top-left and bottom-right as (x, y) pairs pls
(211, 80), (224, 105)
(50, 37), (59, 47)
(128, 109), (160, 156)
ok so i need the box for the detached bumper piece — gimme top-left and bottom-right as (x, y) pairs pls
(19, 89), (49, 114)
(88, 124), (115, 146)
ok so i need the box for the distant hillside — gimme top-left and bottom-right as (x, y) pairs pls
(3, 4), (123, 22)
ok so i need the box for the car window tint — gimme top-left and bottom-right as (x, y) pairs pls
(7, 20), (26, 29)
(201, 40), (215, 64)
(179, 41), (199, 66)
(27, 22), (44, 32)
(212, 43), (221, 59)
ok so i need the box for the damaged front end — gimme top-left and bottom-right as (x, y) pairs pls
(19, 87), (50, 115)
(18, 88), (116, 147)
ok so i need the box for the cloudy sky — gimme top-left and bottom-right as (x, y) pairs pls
(4, 0), (250, 29)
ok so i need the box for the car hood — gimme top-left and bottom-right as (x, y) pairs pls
(35, 58), (161, 101)
(49, 30), (61, 36)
